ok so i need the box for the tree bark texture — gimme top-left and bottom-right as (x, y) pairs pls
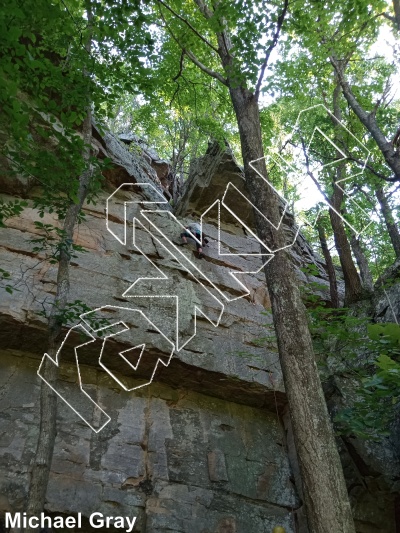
(24, 3), (94, 526)
(329, 83), (363, 305)
(25, 109), (93, 532)
(376, 187), (400, 258)
(393, 0), (400, 31)
(350, 234), (374, 292)
(331, 56), (400, 181)
(229, 87), (355, 533)
(328, 192), (363, 305)
(317, 221), (340, 308)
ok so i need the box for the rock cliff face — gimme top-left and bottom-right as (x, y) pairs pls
(176, 141), (344, 303)
(0, 129), (396, 533)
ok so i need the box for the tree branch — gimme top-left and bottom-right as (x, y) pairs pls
(255, 0), (289, 100)
(193, 0), (214, 20)
(345, 155), (392, 181)
(184, 48), (228, 85)
(157, 3), (228, 86)
(350, 184), (376, 206)
(173, 49), (185, 81)
(155, 0), (219, 53)
(330, 54), (400, 181)
(370, 75), (392, 119)
(383, 11), (396, 24)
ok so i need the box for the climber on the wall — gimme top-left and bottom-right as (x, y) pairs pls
(180, 221), (208, 259)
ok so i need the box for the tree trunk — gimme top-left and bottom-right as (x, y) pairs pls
(393, 0), (400, 31)
(375, 187), (400, 258)
(317, 221), (340, 308)
(229, 86), (355, 533)
(329, 83), (363, 305)
(329, 192), (363, 305)
(331, 56), (400, 182)
(162, 3), (355, 528)
(25, 109), (93, 532)
(350, 233), (374, 292)
(24, 4), (93, 528)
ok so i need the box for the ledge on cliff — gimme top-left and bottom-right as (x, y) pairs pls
(0, 124), (288, 413)
(175, 140), (344, 304)
(0, 125), (346, 409)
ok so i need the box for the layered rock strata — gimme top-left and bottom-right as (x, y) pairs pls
(0, 130), (396, 533)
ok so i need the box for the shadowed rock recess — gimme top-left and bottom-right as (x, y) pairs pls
(0, 129), (397, 533)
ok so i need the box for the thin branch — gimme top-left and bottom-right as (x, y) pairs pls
(347, 56), (386, 61)
(350, 184), (376, 206)
(331, 12), (383, 47)
(334, 134), (399, 183)
(155, 0), (219, 53)
(300, 138), (330, 204)
(383, 11), (396, 23)
(370, 75), (392, 119)
(169, 82), (180, 107)
(157, 4), (228, 86)
(345, 155), (392, 181)
(184, 48), (228, 85)
(255, 0), (289, 100)
(173, 49), (185, 81)
(386, 183), (400, 199)
(306, 140), (392, 182)
(59, 0), (95, 60)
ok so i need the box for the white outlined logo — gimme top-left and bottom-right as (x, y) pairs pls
(37, 104), (375, 431)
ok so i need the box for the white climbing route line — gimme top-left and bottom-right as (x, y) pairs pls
(250, 104), (373, 239)
(38, 104), (377, 431)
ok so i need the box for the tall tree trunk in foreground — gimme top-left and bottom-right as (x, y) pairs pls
(24, 5), (93, 528)
(317, 220), (340, 308)
(152, 1), (355, 529)
(228, 86), (355, 533)
(375, 187), (400, 258)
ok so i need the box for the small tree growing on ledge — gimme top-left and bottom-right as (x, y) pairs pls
(0, 0), (154, 528)
(23, 2), (95, 529)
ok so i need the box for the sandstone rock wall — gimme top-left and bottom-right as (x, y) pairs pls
(0, 129), (300, 533)
(0, 129), (396, 533)
(1, 350), (298, 533)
